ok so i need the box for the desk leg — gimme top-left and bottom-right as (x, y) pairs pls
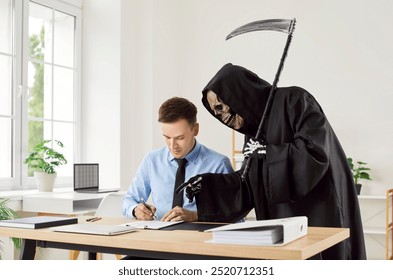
(88, 252), (97, 260)
(20, 239), (36, 260)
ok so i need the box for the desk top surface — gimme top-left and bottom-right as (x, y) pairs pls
(0, 217), (349, 260)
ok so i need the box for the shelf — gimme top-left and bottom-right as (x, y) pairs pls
(363, 226), (386, 235)
(358, 195), (385, 200)
(358, 190), (392, 259)
(22, 192), (106, 215)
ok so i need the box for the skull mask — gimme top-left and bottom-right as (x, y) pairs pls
(206, 90), (244, 130)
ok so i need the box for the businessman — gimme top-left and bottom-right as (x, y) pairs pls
(122, 97), (233, 222)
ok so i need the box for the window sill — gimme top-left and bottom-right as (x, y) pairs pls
(0, 187), (73, 211)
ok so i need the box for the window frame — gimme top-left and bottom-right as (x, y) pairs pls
(0, 0), (81, 190)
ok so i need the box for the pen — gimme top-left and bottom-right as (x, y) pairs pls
(140, 198), (157, 220)
(86, 217), (102, 222)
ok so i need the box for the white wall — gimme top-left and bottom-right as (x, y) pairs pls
(81, 0), (121, 188)
(120, 0), (154, 189)
(82, 0), (393, 195)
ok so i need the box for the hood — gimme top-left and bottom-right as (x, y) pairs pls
(202, 63), (271, 136)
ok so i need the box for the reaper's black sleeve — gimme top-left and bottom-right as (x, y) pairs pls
(195, 170), (254, 222)
(266, 89), (330, 204)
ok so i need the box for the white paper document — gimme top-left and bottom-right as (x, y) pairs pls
(205, 216), (308, 246)
(211, 226), (283, 245)
(53, 223), (137, 236)
(122, 220), (184, 230)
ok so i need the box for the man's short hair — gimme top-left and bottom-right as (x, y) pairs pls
(158, 97), (197, 126)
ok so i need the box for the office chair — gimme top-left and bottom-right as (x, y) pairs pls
(69, 192), (125, 260)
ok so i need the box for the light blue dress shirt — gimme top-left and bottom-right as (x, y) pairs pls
(122, 141), (234, 220)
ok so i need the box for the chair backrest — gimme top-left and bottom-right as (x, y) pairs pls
(95, 192), (125, 217)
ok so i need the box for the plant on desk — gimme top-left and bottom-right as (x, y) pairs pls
(347, 157), (372, 195)
(0, 198), (21, 259)
(24, 139), (67, 192)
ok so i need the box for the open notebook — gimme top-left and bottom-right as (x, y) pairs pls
(121, 220), (184, 230)
(53, 223), (137, 236)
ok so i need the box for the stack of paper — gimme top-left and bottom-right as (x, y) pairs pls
(211, 226), (283, 245)
(205, 216), (308, 246)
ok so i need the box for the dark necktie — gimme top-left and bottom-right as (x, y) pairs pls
(172, 158), (187, 208)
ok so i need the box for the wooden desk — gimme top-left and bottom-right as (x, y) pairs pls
(0, 217), (349, 260)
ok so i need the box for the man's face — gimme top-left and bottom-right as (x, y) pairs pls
(161, 118), (199, 159)
(206, 90), (244, 129)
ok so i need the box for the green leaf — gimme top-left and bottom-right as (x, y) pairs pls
(359, 173), (371, 180)
(0, 198), (21, 258)
(347, 157), (372, 184)
(24, 139), (67, 174)
(358, 167), (371, 171)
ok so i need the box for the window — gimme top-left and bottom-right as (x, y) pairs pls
(0, 0), (15, 181)
(0, 0), (81, 189)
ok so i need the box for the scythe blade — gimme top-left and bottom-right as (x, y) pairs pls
(226, 18), (295, 40)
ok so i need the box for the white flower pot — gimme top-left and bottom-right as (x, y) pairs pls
(34, 171), (57, 192)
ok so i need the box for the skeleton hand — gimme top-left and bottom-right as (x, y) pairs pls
(176, 175), (203, 203)
(244, 138), (266, 159)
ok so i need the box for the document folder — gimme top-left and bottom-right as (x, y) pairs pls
(0, 216), (78, 229)
(205, 216), (308, 246)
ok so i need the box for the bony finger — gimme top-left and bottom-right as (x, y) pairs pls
(176, 182), (189, 193)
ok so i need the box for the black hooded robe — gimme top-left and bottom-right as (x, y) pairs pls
(196, 63), (366, 260)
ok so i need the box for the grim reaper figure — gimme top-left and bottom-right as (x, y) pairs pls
(178, 62), (366, 260)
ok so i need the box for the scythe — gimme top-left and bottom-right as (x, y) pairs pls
(226, 18), (296, 181)
(175, 18), (296, 197)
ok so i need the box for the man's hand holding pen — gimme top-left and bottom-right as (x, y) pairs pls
(133, 199), (157, 220)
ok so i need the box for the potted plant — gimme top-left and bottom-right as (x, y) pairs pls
(24, 140), (67, 192)
(347, 158), (372, 195)
(0, 198), (21, 259)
